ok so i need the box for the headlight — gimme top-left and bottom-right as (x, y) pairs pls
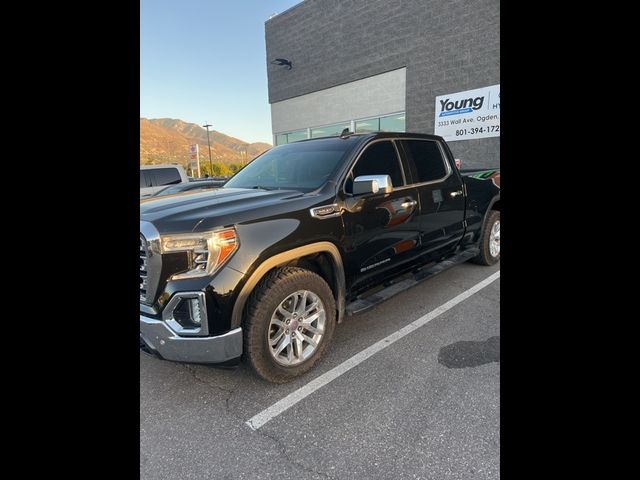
(160, 227), (239, 279)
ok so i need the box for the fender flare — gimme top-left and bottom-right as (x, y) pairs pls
(479, 194), (500, 234)
(230, 241), (346, 329)
(488, 194), (500, 210)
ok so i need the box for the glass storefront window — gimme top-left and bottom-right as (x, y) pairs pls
(355, 118), (380, 133)
(379, 113), (405, 132)
(277, 113), (404, 145)
(311, 123), (350, 138)
(287, 130), (308, 143)
(275, 130), (308, 145)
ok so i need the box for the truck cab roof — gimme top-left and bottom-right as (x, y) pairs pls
(290, 131), (446, 144)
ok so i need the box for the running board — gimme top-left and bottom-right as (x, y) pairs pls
(345, 247), (480, 316)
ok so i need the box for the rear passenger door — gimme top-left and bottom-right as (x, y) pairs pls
(397, 139), (465, 261)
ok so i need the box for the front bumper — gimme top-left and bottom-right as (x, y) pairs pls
(140, 314), (243, 363)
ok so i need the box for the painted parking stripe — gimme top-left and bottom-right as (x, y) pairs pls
(245, 270), (500, 430)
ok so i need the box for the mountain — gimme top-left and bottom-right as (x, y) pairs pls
(140, 118), (271, 167)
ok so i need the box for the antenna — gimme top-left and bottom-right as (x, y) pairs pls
(339, 128), (352, 139)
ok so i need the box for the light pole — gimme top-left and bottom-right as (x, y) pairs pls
(203, 122), (213, 176)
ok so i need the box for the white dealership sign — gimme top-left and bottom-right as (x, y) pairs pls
(434, 84), (500, 141)
(188, 144), (200, 177)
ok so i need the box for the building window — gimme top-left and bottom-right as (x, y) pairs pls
(355, 118), (380, 133)
(379, 113), (405, 132)
(287, 130), (308, 143)
(277, 112), (405, 145)
(311, 123), (350, 138)
(275, 129), (308, 145)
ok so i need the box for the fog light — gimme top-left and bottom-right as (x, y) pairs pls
(173, 298), (202, 329)
(162, 292), (209, 336)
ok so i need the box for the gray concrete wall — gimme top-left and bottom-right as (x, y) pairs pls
(271, 68), (405, 134)
(265, 0), (500, 169)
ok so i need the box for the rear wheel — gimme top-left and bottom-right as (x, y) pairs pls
(243, 267), (336, 383)
(471, 210), (500, 265)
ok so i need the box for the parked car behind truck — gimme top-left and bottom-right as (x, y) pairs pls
(140, 164), (188, 198)
(140, 132), (500, 383)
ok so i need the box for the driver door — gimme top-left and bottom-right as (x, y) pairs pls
(341, 140), (422, 289)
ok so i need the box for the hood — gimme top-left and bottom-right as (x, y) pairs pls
(140, 187), (312, 234)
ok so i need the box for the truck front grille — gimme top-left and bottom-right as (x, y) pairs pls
(140, 221), (162, 307)
(140, 235), (149, 303)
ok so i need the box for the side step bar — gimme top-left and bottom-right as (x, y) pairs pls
(345, 247), (480, 316)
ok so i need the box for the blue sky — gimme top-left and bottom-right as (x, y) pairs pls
(141, 0), (301, 144)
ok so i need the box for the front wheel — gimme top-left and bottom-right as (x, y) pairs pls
(471, 210), (500, 265)
(243, 267), (336, 383)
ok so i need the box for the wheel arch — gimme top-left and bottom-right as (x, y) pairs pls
(479, 194), (500, 233)
(230, 242), (346, 329)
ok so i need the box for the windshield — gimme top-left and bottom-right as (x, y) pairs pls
(224, 139), (354, 192)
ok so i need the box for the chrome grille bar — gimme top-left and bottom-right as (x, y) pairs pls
(140, 220), (162, 305)
(140, 235), (149, 302)
(140, 221), (162, 306)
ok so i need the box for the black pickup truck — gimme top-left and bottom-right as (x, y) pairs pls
(140, 132), (500, 383)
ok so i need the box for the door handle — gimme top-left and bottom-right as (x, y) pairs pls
(450, 190), (464, 197)
(401, 200), (417, 209)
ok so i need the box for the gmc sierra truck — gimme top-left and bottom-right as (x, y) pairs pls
(140, 132), (500, 383)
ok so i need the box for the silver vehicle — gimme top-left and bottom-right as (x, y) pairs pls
(140, 164), (188, 198)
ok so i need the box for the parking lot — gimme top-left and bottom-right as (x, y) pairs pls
(140, 262), (500, 480)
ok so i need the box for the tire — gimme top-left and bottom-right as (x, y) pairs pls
(243, 267), (336, 383)
(471, 210), (500, 265)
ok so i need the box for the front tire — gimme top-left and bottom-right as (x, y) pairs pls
(471, 210), (500, 265)
(243, 267), (336, 383)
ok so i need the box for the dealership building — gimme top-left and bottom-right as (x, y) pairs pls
(265, 0), (499, 169)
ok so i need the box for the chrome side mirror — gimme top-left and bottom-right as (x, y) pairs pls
(352, 174), (393, 195)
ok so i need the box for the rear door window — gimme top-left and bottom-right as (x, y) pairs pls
(399, 140), (449, 184)
(152, 168), (182, 186)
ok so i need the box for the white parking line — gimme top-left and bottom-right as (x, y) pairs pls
(246, 270), (500, 430)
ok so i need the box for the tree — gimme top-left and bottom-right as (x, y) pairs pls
(201, 162), (232, 177)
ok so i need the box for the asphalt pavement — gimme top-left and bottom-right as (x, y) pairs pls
(140, 262), (500, 480)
